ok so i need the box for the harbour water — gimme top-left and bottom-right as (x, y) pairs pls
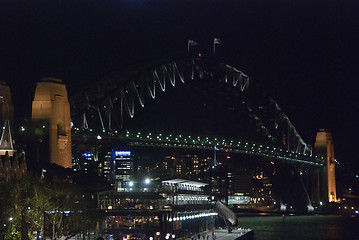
(237, 214), (359, 240)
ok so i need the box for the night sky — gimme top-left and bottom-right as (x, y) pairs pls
(1, 0), (359, 171)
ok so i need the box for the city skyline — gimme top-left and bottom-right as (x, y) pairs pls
(1, 0), (359, 171)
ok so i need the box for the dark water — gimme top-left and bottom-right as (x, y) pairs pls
(238, 215), (359, 240)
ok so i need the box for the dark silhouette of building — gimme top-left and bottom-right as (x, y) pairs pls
(0, 82), (14, 126)
(0, 120), (27, 182)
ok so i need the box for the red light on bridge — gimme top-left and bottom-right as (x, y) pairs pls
(198, 53), (202, 57)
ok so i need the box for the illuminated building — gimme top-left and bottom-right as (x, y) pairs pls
(228, 168), (253, 196)
(210, 172), (228, 202)
(72, 151), (98, 173)
(227, 168), (253, 206)
(110, 150), (134, 192)
(99, 153), (112, 179)
(160, 179), (210, 205)
(161, 154), (212, 182)
(314, 129), (337, 203)
(228, 194), (251, 205)
(97, 178), (214, 239)
(160, 154), (225, 203)
(251, 171), (273, 205)
(32, 77), (72, 168)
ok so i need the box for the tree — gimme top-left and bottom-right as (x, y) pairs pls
(0, 174), (104, 240)
(0, 175), (37, 240)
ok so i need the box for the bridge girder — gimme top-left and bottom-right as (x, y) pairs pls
(70, 59), (312, 156)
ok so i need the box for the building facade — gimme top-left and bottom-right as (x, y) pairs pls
(32, 77), (72, 168)
(97, 179), (215, 240)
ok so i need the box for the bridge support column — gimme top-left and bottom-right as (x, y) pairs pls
(310, 167), (321, 207)
(32, 77), (72, 168)
(314, 129), (337, 203)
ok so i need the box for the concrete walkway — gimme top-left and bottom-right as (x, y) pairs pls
(185, 229), (252, 240)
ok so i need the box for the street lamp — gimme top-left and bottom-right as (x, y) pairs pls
(9, 217), (13, 232)
(41, 168), (47, 179)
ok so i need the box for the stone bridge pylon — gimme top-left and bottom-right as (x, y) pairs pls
(32, 77), (72, 168)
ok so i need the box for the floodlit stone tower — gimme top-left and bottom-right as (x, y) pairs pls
(32, 77), (72, 168)
(0, 82), (14, 125)
(314, 129), (337, 203)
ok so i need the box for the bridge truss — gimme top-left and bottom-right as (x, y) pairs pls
(70, 58), (320, 164)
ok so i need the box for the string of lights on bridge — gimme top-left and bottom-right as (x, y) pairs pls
(168, 212), (218, 222)
(72, 128), (324, 166)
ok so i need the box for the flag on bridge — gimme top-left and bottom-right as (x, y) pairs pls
(213, 38), (222, 55)
(214, 38), (222, 45)
(188, 39), (198, 46)
(187, 39), (198, 56)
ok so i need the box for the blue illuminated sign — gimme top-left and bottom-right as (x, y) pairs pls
(114, 150), (131, 156)
(82, 153), (93, 158)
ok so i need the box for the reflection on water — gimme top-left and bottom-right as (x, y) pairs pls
(237, 215), (359, 240)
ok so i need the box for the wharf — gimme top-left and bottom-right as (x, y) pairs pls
(186, 229), (253, 240)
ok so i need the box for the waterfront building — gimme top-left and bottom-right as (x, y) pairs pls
(227, 168), (252, 207)
(107, 150), (134, 192)
(161, 154), (212, 182)
(251, 171), (274, 206)
(228, 168), (253, 196)
(97, 178), (215, 239)
(227, 169), (275, 208)
(210, 163), (228, 203)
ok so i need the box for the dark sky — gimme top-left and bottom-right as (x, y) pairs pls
(1, 0), (359, 171)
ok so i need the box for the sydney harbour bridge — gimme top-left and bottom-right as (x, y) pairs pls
(21, 57), (335, 213)
(70, 58), (323, 166)
(61, 57), (335, 211)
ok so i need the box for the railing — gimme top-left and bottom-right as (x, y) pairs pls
(73, 129), (324, 166)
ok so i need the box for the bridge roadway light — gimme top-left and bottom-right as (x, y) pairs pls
(145, 178), (151, 184)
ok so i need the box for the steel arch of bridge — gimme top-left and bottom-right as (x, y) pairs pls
(70, 59), (312, 156)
